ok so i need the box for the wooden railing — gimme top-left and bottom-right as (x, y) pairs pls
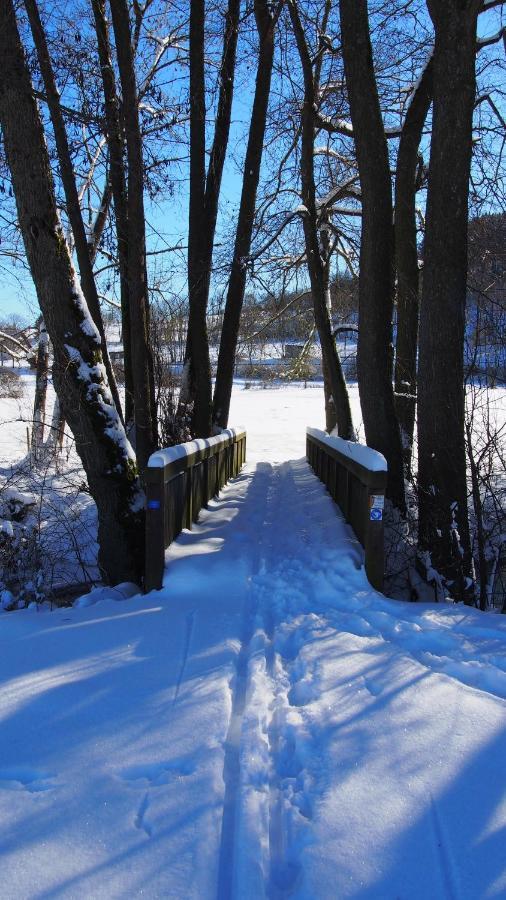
(306, 427), (387, 591)
(144, 428), (247, 592)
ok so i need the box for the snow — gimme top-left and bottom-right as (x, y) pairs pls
(1, 487), (37, 507)
(64, 344), (136, 465)
(404, 51), (433, 112)
(148, 428), (245, 468)
(0, 382), (505, 897)
(309, 425), (388, 472)
(316, 177), (361, 210)
(71, 274), (101, 345)
(319, 114), (355, 136)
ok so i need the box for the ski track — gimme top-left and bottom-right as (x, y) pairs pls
(216, 459), (342, 899)
(216, 464), (272, 900)
(429, 793), (459, 900)
(173, 609), (196, 705)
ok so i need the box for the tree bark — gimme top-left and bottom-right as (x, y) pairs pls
(213, 0), (276, 430)
(110, 0), (156, 467)
(0, 0), (144, 584)
(289, 1), (354, 440)
(417, 0), (479, 598)
(339, 0), (405, 508)
(394, 56), (433, 471)
(23, 0), (123, 423)
(185, 0), (240, 437)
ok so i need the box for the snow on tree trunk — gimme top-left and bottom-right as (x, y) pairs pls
(24, 0), (123, 425)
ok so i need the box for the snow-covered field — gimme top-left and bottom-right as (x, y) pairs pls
(0, 378), (506, 898)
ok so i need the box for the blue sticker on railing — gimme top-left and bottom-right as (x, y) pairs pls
(148, 500), (161, 510)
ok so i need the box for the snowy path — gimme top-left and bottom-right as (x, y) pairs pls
(1, 385), (506, 898)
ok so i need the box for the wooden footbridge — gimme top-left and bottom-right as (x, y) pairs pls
(144, 427), (387, 594)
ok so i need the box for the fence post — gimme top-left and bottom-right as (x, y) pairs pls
(185, 467), (193, 529)
(145, 467), (166, 592)
(364, 489), (385, 592)
(203, 456), (210, 507)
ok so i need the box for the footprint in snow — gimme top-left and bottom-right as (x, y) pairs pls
(119, 758), (196, 788)
(288, 678), (319, 707)
(0, 767), (58, 793)
(134, 792), (153, 838)
(363, 675), (385, 697)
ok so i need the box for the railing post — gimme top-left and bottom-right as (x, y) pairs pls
(203, 456), (210, 507)
(343, 467), (350, 520)
(364, 489), (385, 592)
(145, 467), (166, 592)
(185, 467), (193, 529)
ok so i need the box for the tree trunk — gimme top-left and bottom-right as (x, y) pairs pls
(339, 0), (405, 508)
(394, 56), (433, 472)
(0, 0), (144, 584)
(32, 322), (49, 455)
(24, 0), (123, 423)
(46, 393), (65, 456)
(321, 221), (340, 434)
(110, 0), (156, 467)
(185, 0), (240, 437)
(417, 0), (479, 598)
(213, 0), (275, 430)
(289, 1), (354, 440)
(91, 0), (135, 429)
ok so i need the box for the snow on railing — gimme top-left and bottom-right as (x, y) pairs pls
(306, 427), (387, 592)
(144, 428), (246, 592)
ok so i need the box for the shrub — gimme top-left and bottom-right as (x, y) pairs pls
(0, 368), (23, 399)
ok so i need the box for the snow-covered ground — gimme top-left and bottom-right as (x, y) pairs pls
(1, 380), (506, 898)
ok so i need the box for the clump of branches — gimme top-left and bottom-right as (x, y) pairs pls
(150, 305), (191, 448)
(0, 436), (98, 610)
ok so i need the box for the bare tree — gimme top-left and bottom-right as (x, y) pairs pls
(0, 0), (144, 583)
(91, 0), (135, 428)
(23, 0), (123, 421)
(32, 321), (49, 454)
(184, 0), (241, 437)
(394, 55), (433, 471)
(109, 0), (157, 467)
(213, 0), (280, 430)
(287, 0), (354, 439)
(417, 0), (482, 598)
